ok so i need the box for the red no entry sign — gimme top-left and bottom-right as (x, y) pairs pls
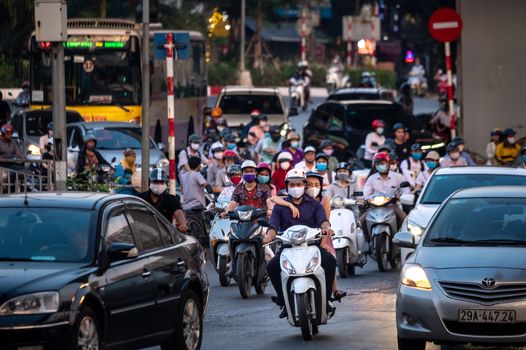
(429, 8), (463, 43)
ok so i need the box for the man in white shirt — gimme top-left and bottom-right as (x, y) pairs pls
(400, 143), (427, 188)
(364, 119), (386, 167)
(294, 146), (316, 173)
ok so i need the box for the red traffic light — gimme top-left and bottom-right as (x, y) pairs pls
(38, 41), (51, 50)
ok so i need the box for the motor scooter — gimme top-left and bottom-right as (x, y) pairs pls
(209, 201), (234, 287)
(330, 196), (366, 277)
(277, 225), (335, 340)
(408, 71), (428, 97)
(325, 66), (341, 93)
(289, 79), (305, 110)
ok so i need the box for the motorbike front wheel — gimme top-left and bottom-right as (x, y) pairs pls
(335, 249), (349, 279)
(218, 256), (231, 287)
(374, 235), (389, 272)
(297, 292), (313, 341)
(237, 252), (253, 298)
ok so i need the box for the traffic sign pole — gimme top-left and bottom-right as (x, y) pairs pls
(346, 19), (352, 67)
(445, 41), (456, 139)
(165, 33), (176, 195)
(300, 8), (307, 61)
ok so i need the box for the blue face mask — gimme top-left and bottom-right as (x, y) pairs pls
(523, 155), (526, 162)
(426, 161), (438, 170)
(257, 175), (270, 184)
(227, 143), (236, 150)
(264, 132), (270, 138)
(290, 141), (299, 149)
(316, 163), (327, 171)
(412, 153), (423, 160)
(375, 164), (389, 173)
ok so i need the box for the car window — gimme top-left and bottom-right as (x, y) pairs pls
(68, 127), (83, 149)
(310, 103), (343, 130)
(420, 174), (526, 204)
(105, 211), (134, 245)
(345, 104), (417, 133)
(219, 94), (283, 115)
(25, 113), (83, 138)
(12, 115), (23, 138)
(90, 127), (155, 150)
(127, 209), (164, 251)
(329, 92), (379, 101)
(156, 217), (179, 244)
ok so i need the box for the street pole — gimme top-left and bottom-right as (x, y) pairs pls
(240, 0), (245, 72)
(300, 8), (307, 61)
(141, 0), (151, 191)
(52, 43), (66, 191)
(445, 41), (456, 139)
(165, 34), (176, 195)
(346, 18), (352, 67)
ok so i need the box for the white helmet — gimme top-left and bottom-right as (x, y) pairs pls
(285, 169), (306, 182)
(277, 152), (293, 162)
(298, 60), (308, 68)
(241, 160), (257, 170)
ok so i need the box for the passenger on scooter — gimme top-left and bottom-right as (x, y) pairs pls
(217, 164), (242, 203)
(364, 119), (386, 168)
(400, 143), (427, 189)
(359, 152), (409, 242)
(314, 153), (334, 189)
(266, 169), (337, 318)
(415, 151), (440, 191)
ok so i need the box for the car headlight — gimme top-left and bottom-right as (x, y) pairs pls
(401, 264), (432, 290)
(290, 228), (308, 245)
(281, 257), (296, 275)
(331, 196), (345, 209)
(156, 158), (169, 168)
(407, 222), (424, 236)
(0, 292), (59, 315)
(28, 144), (41, 156)
(305, 251), (320, 273)
(237, 210), (253, 221)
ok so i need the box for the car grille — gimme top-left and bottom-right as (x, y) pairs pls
(444, 320), (526, 336)
(439, 281), (526, 304)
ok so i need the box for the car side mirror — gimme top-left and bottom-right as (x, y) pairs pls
(158, 142), (166, 151)
(107, 242), (138, 262)
(393, 231), (416, 249)
(400, 181), (411, 189)
(400, 194), (415, 206)
(288, 107), (299, 117)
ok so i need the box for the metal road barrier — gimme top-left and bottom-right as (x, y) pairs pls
(0, 159), (54, 194)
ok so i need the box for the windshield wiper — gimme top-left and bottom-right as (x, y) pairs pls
(0, 257), (32, 262)
(109, 101), (130, 112)
(429, 237), (472, 245)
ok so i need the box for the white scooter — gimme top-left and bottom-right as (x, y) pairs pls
(325, 66), (341, 93)
(330, 196), (366, 278)
(289, 79), (305, 110)
(208, 202), (233, 287)
(278, 225), (334, 340)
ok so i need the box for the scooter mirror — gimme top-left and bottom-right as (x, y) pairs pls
(400, 194), (415, 206)
(400, 181), (411, 188)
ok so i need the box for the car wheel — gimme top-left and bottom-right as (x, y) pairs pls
(397, 336), (426, 350)
(162, 290), (203, 350)
(71, 306), (101, 350)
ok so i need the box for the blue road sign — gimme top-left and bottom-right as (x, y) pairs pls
(153, 32), (190, 60)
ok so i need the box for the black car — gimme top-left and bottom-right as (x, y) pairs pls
(327, 87), (395, 102)
(0, 192), (208, 350)
(302, 100), (444, 158)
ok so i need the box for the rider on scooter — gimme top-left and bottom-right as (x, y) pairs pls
(266, 169), (336, 318)
(325, 162), (360, 220)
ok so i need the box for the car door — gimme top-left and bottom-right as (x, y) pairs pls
(101, 206), (158, 345)
(125, 204), (188, 334)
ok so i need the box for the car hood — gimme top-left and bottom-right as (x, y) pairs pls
(98, 148), (164, 168)
(0, 262), (92, 300)
(407, 204), (440, 228)
(416, 247), (526, 270)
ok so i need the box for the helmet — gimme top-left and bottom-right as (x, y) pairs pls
(211, 107), (223, 118)
(224, 133), (236, 142)
(257, 114), (268, 121)
(46, 122), (53, 130)
(286, 131), (300, 141)
(227, 164), (242, 175)
(84, 132), (97, 142)
(241, 160), (257, 170)
(371, 119), (385, 129)
(305, 170), (323, 181)
(451, 137), (464, 145)
(285, 169), (306, 182)
(211, 145), (225, 153)
(411, 143), (422, 152)
(315, 153), (328, 161)
(388, 151), (398, 161)
(304, 146), (316, 154)
(188, 134), (200, 143)
(257, 162), (272, 172)
(490, 128), (502, 136)
(425, 151), (440, 161)
(277, 151), (293, 162)
(223, 150), (237, 159)
(1, 124), (13, 133)
(298, 60), (308, 68)
(149, 168), (168, 182)
(446, 142), (458, 152)
(373, 152), (390, 163)
(250, 109), (261, 119)
(393, 122), (405, 131)
(269, 125), (281, 134)
(378, 144), (392, 153)
(503, 128), (516, 136)
(320, 139), (333, 149)
(336, 162), (349, 171)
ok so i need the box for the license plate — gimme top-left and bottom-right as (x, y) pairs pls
(458, 309), (516, 323)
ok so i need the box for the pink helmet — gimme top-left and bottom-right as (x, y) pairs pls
(257, 162), (272, 172)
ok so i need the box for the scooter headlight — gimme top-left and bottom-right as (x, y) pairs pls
(290, 228), (308, 245)
(305, 251), (320, 273)
(372, 196), (389, 207)
(331, 196), (345, 209)
(281, 257), (296, 275)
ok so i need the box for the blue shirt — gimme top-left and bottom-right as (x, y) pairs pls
(270, 195), (328, 232)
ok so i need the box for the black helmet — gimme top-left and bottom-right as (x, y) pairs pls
(305, 170), (323, 182)
(319, 139), (333, 149)
(227, 164), (242, 175)
(389, 151), (399, 161)
(393, 122), (405, 131)
(47, 122), (54, 130)
(149, 168), (168, 182)
(446, 142), (458, 152)
(411, 143), (422, 152)
(188, 134), (200, 143)
(336, 162), (349, 171)
(224, 133), (236, 142)
(315, 153), (328, 161)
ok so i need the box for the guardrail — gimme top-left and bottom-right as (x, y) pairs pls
(0, 159), (54, 194)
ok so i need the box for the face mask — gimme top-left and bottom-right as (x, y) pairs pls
(426, 161), (438, 170)
(412, 153), (422, 160)
(458, 145), (465, 152)
(376, 127), (384, 135)
(389, 164), (398, 171)
(316, 163), (327, 171)
(449, 152), (460, 160)
(150, 183), (167, 195)
(508, 137), (516, 144)
(217, 126), (225, 132)
(190, 143), (200, 151)
(280, 162), (291, 171)
(306, 187), (320, 198)
(125, 156), (136, 166)
(336, 173), (349, 182)
(243, 174), (256, 183)
(264, 132), (270, 138)
(257, 175), (270, 184)
(288, 187), (305, 199)
(290, 141), (299, 148)
(375, 164), (388, 173)
(271, 135), (281, 142)
(323, 148), (334, 156)
(214, 152), (223, 160)
(230, 175), (242, 185)
(227, 143), (236, 150)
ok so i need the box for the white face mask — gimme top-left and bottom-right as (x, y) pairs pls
(323, 148), (334, 156)
(508, 137), (516, 144)
(288, 187), (305, 199)
(150, 183), (167, 195)
(306, 187), (320, 198)
(280, 162), (291, 170)
(190, 143), (200, 151)
(376, 127), (384, 135)
(217, 126), (225, 132)
(214, 152), (224, 160)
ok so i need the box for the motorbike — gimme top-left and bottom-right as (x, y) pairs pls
(289, 78), (305, 111)
(365, 193), (400, 272)
(330, 196), (366, 278)
(228, 205), (268, 298)
(408, 71), (428, 97)
(209, 201), (234, 287)
(277, 225), (334, 340)
(325, 66), (341, 94)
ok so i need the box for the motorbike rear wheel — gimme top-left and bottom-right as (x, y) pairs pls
(297, 292), (313, 341)
(237, 252), (253, 298)
(336, 249), (349, 279)
(218, 256), (231, 287)
(375, 235), (389, 272)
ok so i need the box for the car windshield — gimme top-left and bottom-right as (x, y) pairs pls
(0, 208), (94, 263)
(219, 94), (283, 115)
(91, 127), (155, 150)
(345, 104), (418, 132)
(25, 113), (84, 137)
(420, 174), (526, 204)
(424, 197), (526, 246)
